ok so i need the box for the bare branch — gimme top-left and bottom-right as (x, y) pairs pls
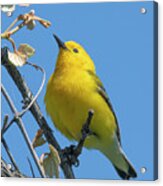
(5, 17), (19, 32)
(2, 10), (51, 38)
(7, 37), (17, 52)
(18, 61), (46, 118)
(1, 117), (15, 135)
(1, 10), (51, 52)
(27, 157), (35, 178)
(1, 137), (20, 172)
(1, 115), (9, 134)
(1, 159), (26, 177)
(1, 84), (46, 178)
(1, 61), (45, 136)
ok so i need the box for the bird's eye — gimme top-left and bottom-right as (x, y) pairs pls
(73, 48), (79, 53)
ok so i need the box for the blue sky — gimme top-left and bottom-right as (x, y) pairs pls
(1, 1), (156, 180)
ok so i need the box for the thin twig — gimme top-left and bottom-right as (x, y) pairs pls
(1, 117), (15, 135)
(1, 159), (15, 177)
(1, 115), (9, 134)
(27, 157), (35, 178)
(1, 158), (26, 177)
(1, 47), (75, 179)
(2, 137), (20, 172)
(1, 10), (51, 53)
(17, 61), (46, 118)
(1, 10), (51, 39)
(6, 20), (27, 37)
(1, 61), (46, 134)
(1, 84), (46, 178)
(8, 37), (17, 52)
(5, 17), (19, 32)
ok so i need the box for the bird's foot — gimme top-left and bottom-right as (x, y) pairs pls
(61, 145), (80, 167)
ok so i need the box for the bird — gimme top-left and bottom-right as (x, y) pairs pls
(44, 34), (137, 180)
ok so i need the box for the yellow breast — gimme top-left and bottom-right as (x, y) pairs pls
(44, 68), (116, 149)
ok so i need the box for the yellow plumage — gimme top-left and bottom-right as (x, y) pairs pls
(44, 35), (137, 179)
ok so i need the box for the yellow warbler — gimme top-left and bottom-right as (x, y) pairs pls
(44, 34), (137, 179)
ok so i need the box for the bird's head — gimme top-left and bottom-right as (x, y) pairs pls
(53, 34), (95, 72)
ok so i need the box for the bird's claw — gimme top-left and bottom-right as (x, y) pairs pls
(61, 145), (80, 167)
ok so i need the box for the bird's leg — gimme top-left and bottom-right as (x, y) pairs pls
(61, 109), (94, 167)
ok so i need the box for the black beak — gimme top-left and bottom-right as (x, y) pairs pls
(53, 34), (67, 49)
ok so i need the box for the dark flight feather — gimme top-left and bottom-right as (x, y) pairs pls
(87, 70), (121, 144)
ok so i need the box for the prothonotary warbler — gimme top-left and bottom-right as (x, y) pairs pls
(44, 34), (137, 179)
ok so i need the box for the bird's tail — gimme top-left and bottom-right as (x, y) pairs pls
(113, 151), (137, 180)
(101, 137), (137, 180)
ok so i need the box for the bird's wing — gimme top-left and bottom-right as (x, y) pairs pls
(87, 70), (121, 144)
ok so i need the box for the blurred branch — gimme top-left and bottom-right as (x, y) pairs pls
(18, 61), (46, 118)
(1, 159), (26, 177)
(1, 117), (15, 135)
(27, 157), (35, 178)
(2, 116), (15, 135)
(1, 60), (45, 135)
(1, 115), (9, 134)
(2, 9), (51, 37)
(1, 47), (75, 179)
(1, 137), (20, 172)
(1, 84), (46, 178)
(7, 37), (17, 52)
(5, 16), (19, 32)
